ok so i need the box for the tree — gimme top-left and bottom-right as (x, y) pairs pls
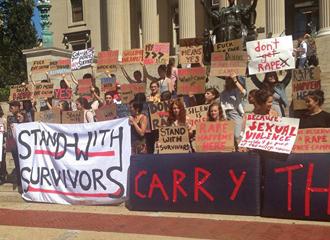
(0, 0), (37, 100)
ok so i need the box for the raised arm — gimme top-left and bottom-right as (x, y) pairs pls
(250, 74), (263, 89)
(28, 72), (36, 86)
(281, 70), (292, 87)
(231, 73), (247, 96)
(62, 74), (71, 88)
(141, 63), (159, 82)
(70, 72), (78, 85)
(120, 65), (135, 83)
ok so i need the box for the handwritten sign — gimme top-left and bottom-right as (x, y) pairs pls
(9, 84), (33, 101)
(293, 128), (330, 153)
(179, 38), (203, 64)
(210, 51), (248, 76)
(292, 67), (321, 110)
(246, 36), (295, 74)
(148, 101), (170, 130)
(71, 48), (94, 71)
(48, 59), (71, 76)
(101, 77), (116, 92)
(97, 50), (118, 73)
(77, 78), (92, 95)
(30, 59), (50, 74)
(239, 114), (300, 154)
(186, 104), (209, 130)
(122, 49), (144, 64)
(34, 109), (61, 123)
(158, 126), (190, 154)
(177, 67), (206, 95)
(61, 110), (84, 124)
(144, 42), (170, 65)
(120, 83), (146, 104)
(195, 121), (235, 152)
(214, 39), (243, 52)
(33, 83), (54, 99)
(54, 88), (73, 100)
(95, 104), (117, 122)
(116, 104), (130, 118)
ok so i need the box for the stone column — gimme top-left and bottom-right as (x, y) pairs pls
(122, 0), (131, 50)
(107, 0), (123, 52)
(141, 0), (159, 44)
(219, 0), (229, 8)
(179, 0), (196, 39)
(318, 0), (330, 37)
(266, 0), (285, 37)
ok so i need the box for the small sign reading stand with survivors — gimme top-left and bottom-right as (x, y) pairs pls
(239, 114), (300, 154)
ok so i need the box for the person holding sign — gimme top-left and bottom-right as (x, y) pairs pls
(207, 102), (224, 121)
(299, 90), (330, 129)
(167, 99), (193, 135)
(220, 73), (246, 146)
(252, 89), (279, 117)
(250, 70), (292, 117)
(120, 65), (144, 84)
(142, 63), (174, 94)
(147, 81), (161, 103)
(129, 100), (148, 154)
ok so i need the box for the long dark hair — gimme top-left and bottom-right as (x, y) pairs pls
(306, 90), (325, 106)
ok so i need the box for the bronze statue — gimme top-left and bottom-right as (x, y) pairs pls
(202, 0), (258, 43)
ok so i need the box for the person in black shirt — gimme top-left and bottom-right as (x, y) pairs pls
(299, 90), (330, 129)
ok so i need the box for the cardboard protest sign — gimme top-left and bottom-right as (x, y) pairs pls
(179, 38), (203, 64)
(116, 104), (130, 118)
(122, 49), (144, 64)
(14, 119), (131, 205)
(239, 114), (300, 154)
(158, 126), (190, 154)
(129, 152), (260, 215)
(95, 104), (117, 122)
(77, 78), (92, 95)
(210, 51), (248, 76)
(100, 77), (116, 92)
(186, 104), (209, 130)
(292, 67), (321, 110)
(292, 128), (330, 153)
(148, 101), (170, 130)
(30, 59), (50, 74)
(144, 42), (170, 65)
(34, 109), (61, 123)
(246, 36), (295, 74)
(97, 50), (118, 73)
(71, 48), (94, 71)
(61, 110), (84, 124)
(54, 88), (73, 100)
(9, 84), (33, 101)
(177, 67), (206, 95)
(195, 121), (235, 152)
(214, 39), (243, 52)
(262, 154), (330, 221)
(33, 83), (54, 99)
(48, 59), (71, 76)
(120, 83), (146, 104)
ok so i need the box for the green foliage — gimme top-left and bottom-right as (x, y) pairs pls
(0, 0), (38, 88)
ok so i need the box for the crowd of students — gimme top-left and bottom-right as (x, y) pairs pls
(1, 60), (330, 189)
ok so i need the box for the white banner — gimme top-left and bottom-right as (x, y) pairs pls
(239, 114), (299, 154)
(71, 48), (95, 71)
(14, 118), (131, 205)
(246, 36), (295, 75)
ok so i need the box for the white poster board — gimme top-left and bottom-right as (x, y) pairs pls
(71, 48), (95, 71)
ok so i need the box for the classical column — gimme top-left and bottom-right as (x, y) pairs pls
(179, 0), (196, 39)
(318, 0), (330, 37)
(266, 0), (285, 37)
(141, 0), (159, 44)
(219, 0), (229, 8)
(122, 0), (131, 50)
(107, 0), (123, 52)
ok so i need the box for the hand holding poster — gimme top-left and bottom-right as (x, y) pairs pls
(144, 43), (170, 65)
(239, 114), (300, 154)
(195, 121), (235, 152)
(71, 48), (94, 71)
(54, 88), (73, 100)
(48, 59), (71, 76)
(210, 51), (248, 76)
(120, 83), (146, 104)
(179, 38), (203, 64)
(177, 67), (206, 95)
(214, 39), (243, 52)
(33, 83), (54, 99)
(101, 77), (116, 92)
(97, 50), (118, 73)
(30, 59), (50, 74)
(77, 78), (92, 95)
(122, 49), (144, 64)
(186, 104), (209, 130)
(9, 84), (34, 101)
(95, 104), (117, 122)
(158, 126), (190, 154)
(61, 110), (84, 124)
(148, 101), (170, 130)
(14, 118), (131, 205)
(34, 109), (61, 123)
(246, 36), (295, 74)
(293, 128), (330, 153)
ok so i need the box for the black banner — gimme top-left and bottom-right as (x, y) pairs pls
(128, 152), (260, 215)
(262, 153), (330, 221)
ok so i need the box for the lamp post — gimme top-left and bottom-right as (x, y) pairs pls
(37, 0), (53, 48)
